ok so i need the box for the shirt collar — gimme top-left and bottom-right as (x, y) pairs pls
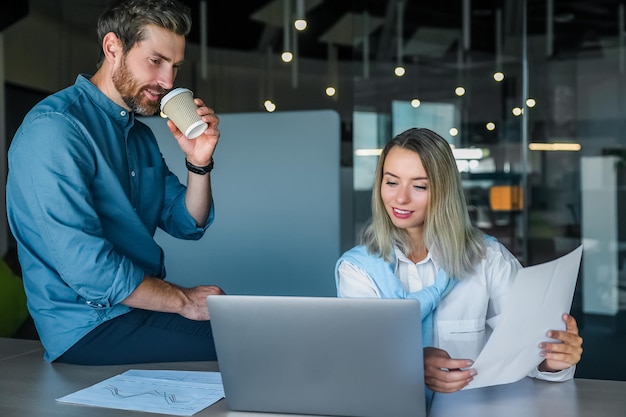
(75, 74), (135, 125)
(393, 246), (437, 269)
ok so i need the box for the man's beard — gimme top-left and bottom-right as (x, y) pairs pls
(112, 58), (165, 116)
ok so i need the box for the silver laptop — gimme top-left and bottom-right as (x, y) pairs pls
(206, 295), (426, 417)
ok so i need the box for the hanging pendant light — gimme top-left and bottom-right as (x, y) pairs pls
(294, 0), (307, 31)
(326, 43), (338, 98)
(281, 0), (293, 63)
(394, 1), (405, 77)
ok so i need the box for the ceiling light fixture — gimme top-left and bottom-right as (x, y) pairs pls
(394, 1), (405, 77)
(281, 0), (292, 63)
(262, 46), (276, 112)
(294, 19), (307, 31)
(294, 0), (307, 31)
(326, 43), (338, 99)
(263, 99), (277, 112)
(493, 8), (504, 82)
(529, 143), (581, 151)
(354, 149), (383, 157)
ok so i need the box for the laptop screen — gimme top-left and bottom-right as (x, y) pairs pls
(207, 295), (426, 417)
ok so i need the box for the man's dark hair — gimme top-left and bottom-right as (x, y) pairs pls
(96, 0), (192, 68)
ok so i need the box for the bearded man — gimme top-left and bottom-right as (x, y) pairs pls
(6, 0), (225, 365)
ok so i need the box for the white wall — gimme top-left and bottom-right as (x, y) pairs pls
(141, 110), (341, 296)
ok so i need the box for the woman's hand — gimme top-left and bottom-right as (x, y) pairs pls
(423, 347), (476, 393)
(538, 313), (583, 372)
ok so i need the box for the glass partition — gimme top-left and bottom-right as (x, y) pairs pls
(350, 0), (626, 381)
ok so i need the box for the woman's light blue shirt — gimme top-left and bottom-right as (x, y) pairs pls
(6, 75), (214, 361)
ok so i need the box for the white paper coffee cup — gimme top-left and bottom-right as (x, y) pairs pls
(160, 88), (208, 139)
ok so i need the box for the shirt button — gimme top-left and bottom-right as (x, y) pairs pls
(120, 110), (127, 116)
(131, 171), (136, 177)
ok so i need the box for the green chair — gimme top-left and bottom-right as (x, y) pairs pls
(0, 258), (28, 337)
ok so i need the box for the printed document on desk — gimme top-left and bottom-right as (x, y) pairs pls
(56, 369), (224, 416)
(464, 245), (583, 390)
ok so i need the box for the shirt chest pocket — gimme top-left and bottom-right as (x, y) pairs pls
(436, 319), (486, 360)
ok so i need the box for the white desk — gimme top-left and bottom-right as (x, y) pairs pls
(0, 338), (224, 417)
(1, 337), (624, 417)
(430, 376), (626, 417)
(0, 337), (44, 362)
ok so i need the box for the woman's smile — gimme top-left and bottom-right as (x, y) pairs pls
(392, 207), (413, 219)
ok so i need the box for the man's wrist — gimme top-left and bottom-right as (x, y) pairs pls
(185, 158), (214, 175)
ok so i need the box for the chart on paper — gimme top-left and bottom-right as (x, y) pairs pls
(57, 370), (224, 416)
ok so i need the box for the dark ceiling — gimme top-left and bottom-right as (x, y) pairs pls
(1, 2), (29, 32)
(9, 0), (626, 65)
(181, 0), (624, 62)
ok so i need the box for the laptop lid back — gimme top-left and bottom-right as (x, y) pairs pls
(207, 295), (425, 417)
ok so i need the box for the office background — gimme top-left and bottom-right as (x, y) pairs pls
(1, 0), (625, 381)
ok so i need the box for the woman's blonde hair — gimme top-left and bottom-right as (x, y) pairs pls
(360, 127), (485, 279)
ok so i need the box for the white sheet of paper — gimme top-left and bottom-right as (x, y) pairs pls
(463, 245), (583, 390)
(122, 369), (223, 385)
(56, 370), (224, 416)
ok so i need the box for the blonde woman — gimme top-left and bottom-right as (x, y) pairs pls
(335, 128), (582, 393)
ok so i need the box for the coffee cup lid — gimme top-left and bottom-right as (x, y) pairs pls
(160, 87), (193, 111)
